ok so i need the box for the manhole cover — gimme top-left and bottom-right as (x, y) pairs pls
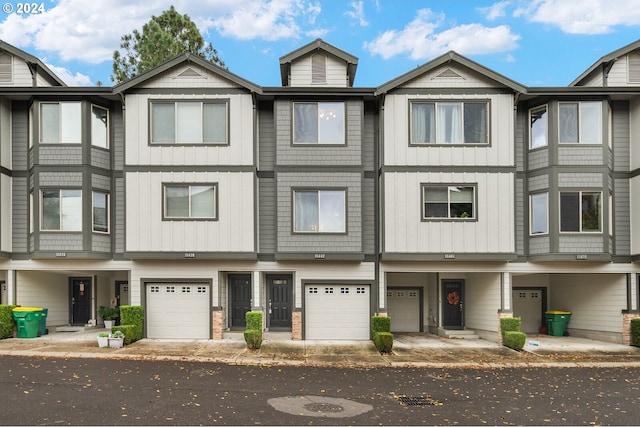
(268, 395), (373, 418)
(304, 403), (345, 413)
(393, 394), (441, 407)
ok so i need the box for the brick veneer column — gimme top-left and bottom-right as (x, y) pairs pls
(292, 310), (302, 340)
(622, 312), (640, 346)
(212, 308), (224, 340)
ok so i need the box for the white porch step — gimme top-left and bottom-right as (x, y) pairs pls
(441, 329), (479, 339)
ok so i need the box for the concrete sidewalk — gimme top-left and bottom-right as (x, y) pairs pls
(1, 329), (640, 368)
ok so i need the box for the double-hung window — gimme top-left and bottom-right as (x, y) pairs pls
(530, 193), (549, 235)
(293, 102), (345, 144)
(41, 189), (82, 231)
(294, 190), (346, 233)
(411, 101), (488, 144)
(423, 185), (475, 219)
(92, 191), (109, 233)
(40, 102), (82, 143)
(151, 101), (228, 144)
(164, 184), (217, 219)
(559, 101), (602, 144)
(91, 105), (109, 148)
(530, 105), (548, 149)
(560, 191), (602, 232)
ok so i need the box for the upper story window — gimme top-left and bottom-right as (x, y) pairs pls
(40, 102), (82, 143)
(151, 101), (228, 144)
(411, 101), (488, 145)
(558, 101), (602, 144)
(164, 184), (217, 219)
(0, 52), (12, 83)
(530, 192), (548, 235)
(91, 105), (109, 149)
(530, 105), (548, 149)
(311, 53), (326, 84)
(92, 191), (109, 233)
(422, 185), (475, 220)
(294, 189), (346, 233)
(560, 191), (601, 233)
(41, 189), (82, 231)
(293, 102), (345, 145)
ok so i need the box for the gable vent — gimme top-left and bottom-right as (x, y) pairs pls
(311, 53), (326, 84)
(434, 68), (463, 79)
(628, 51), (640, 83)
(0, 53), (12, 83)
(176, 67), (205, 79)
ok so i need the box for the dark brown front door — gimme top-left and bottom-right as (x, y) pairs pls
(442, 279), (464, 329)
(230, 274), (252, 328)
(70, 278), (92, 325)
(268, 275), (292, 330)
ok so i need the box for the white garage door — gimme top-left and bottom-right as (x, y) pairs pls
(146, 283), (210, 339)
(513, 289), (542, 334)
(387, 289), (420, 332)
(305, 285), (370, 340)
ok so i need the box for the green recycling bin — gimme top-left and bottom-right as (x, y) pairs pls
(12, 307), (43, 338)
(545, 310), (571, 337)
(39, 308), (48, 336)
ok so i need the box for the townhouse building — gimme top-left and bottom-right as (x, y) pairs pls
(0, 38), (639, 344)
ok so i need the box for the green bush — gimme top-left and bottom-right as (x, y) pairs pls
(373, 332), (394, 353)
(244, 329), (263, 350)
(119, 305), (144, 342)
(371, 316), (391, 333)
(0, 305), (16, 339)
(500, 317), (522, 335)
(245, 311), (262, 331)
(98, 306), (119, 320)
(503, 331), (526, 350)
(111, 325), (135, 345)
(631, 318), (640, 347)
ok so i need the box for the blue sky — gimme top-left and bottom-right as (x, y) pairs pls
(1, 0), (639, 87)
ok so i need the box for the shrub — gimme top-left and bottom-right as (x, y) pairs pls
(244, 329), (263, 350)
(245, 311), (263, 331)
(631, 318), (640, 347)
(98, 306), (119, 320)
(0, 305), (16, 339)
(112, 325), (135, 345)
(371, 316), (391, 333)
(373, 332), (393, 353)
(503, 331), (526, 350)
(119, 305), (144, 342)
(500, 317), (522, 335)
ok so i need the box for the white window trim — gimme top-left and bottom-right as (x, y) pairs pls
(421, 184), (477, 221)
(92, 191), (110, 234)
(293, 189), (347, 233)
(529, 192), (549, 236)
(91, 104), (110, 149)
(559, 190), (603, 233)
(558, 101), (602, 145)
(163, 184), (218, 220)
(40, 189), (83, 232)
(292, 101), (346, 145)
(150, 100), (229, 145)
(410, 100), (490, 145)
(529, 104), (548, 150)
(39, 101), (82, 144)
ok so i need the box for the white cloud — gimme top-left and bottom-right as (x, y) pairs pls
(211, 0), (323, 41)
(478, 1), (510, 21)
(515, 0), (640, 34)
(44, 62), (92, 86)
(345, 1), (368, 27)
(364, 8), (519, 60)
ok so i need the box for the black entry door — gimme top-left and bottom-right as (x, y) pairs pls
(70, 278), (91, 325)
(230, 275), (252, 328)
(268, 276), (292, 330)
(442, 279), (464, 329)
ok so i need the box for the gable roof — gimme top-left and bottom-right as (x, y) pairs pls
(0, 40), (66, 86)
(279, 38), (358, 87)
(375, 51), (527, 95)
(570, 39), (640, 86)
(113, 52), (262, 94)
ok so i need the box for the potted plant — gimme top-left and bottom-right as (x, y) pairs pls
(97, 332), (109, 348)
(108, 330), (125, 348)
(98, 306), (119, 330)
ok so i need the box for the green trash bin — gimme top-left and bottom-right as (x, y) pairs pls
(545, 310), (571, 336)
(39, 308), (48, 336)
(12, 307), (43, 338)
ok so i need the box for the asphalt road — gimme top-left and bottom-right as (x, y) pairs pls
(1, 355), (638, 426)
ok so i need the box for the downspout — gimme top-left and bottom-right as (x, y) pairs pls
(375, 93), (385, 315)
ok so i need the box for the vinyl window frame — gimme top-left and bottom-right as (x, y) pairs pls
(163, 183), (218, 220)
(39, 101), (82, 144)
(91, 104), (109, 149)
(409, 100), (489, 145)
(40, 189), (83, 232)
(421, 184), (477, 221)
(559, 190), (603, 233)
(292, 101), (346, 145)
(558, 101), (602, 144)
(292, 189), (347, 233)
(92, 191), (110, 234)
(529, 105), (548, 149)
(529, 192), (549, 235)
(150, 99), (229, 145)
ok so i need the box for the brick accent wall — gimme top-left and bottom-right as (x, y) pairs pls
(292, 310), (302, 340)
(212, 309), (224, 340)
(622, 312), (640, 346)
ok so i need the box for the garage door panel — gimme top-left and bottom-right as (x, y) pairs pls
(305, 285), (370, 340)
(146, 284), (210, 339)
(387, 289), (420, 333)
